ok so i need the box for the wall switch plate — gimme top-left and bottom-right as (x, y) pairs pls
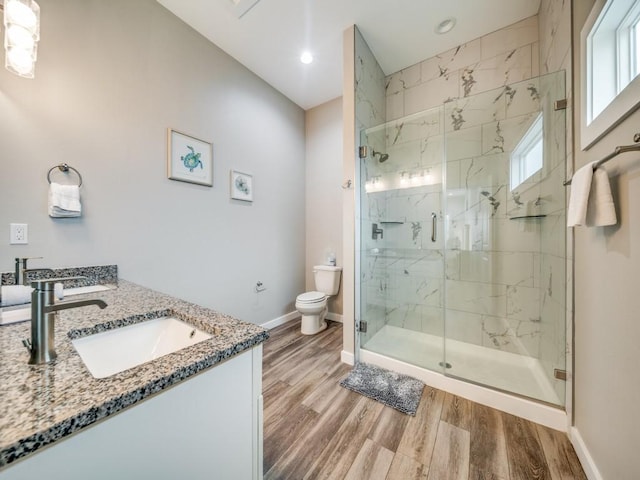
(10, 223), (28, 244)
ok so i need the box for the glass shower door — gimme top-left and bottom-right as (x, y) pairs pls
(442, 71), (566, 406)
(358, 106), (446, 373)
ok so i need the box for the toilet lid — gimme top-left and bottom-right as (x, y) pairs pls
(297, 291), (326, 303)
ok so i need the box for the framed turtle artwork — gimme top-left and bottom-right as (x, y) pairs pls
(230, 170), (253, 202)
(167, 128), (213, 186)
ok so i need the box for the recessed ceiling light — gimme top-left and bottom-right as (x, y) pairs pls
(300, 52), (313, 64)
(435, 17), (456, 34)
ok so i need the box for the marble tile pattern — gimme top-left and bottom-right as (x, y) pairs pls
(355, 25), (387, 343)
(1, 264), (118, 287)
(357, 5), (570, 406)
(355, 27), (386, 133)
(362, 77), (563, 358)
(386, 16), (540, 122)
(0, 280), (268, 467)
(360, 11), (568, 384)
(538, 0), (572, 405)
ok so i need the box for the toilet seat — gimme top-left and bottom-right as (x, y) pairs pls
(296, 291), (326, 304)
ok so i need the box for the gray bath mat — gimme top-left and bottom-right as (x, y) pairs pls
(339, 362), (424, 415)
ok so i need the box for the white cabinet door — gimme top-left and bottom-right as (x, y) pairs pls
(3, 347), (262, 480)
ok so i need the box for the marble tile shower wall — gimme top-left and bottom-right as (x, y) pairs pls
(366, 15), (557, 359)
(538, 0), (572, 404)
(385, 16), (540, 122)
(354, 27), (387, 344)
(359, 9), (570, 403)
(443, 74), (566, 360)
(360, 107), (445, 343)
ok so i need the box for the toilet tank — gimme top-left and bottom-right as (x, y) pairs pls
(313, 265), (342, 295)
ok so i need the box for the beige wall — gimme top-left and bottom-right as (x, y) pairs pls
(0, 0), (306, 325)
(573, 1), (640, 479)
(305, 97), (344, 316)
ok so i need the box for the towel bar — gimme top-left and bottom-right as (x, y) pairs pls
(47, 164), (83, 187)
(564, 133), (640, 186)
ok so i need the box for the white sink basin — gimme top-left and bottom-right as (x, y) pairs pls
(0, 284), (114, 326)
(64, 284), (112, 296)
(71, 317), (212, 378)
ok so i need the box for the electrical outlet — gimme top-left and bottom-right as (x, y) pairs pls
(10, 223), (28, 245)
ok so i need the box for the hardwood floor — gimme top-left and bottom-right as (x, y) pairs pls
(263, 320), (586, 480)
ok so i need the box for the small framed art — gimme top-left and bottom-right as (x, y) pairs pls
(167, 129), (213, 186)
(230, 170), (253, 202)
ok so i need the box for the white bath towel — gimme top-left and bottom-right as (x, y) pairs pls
(49, 182), (82, 218)
(567, 162), (596, 227)
(586, 168), (617, 226)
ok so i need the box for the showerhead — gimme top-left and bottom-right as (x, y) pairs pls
(372, 150), (389, 163)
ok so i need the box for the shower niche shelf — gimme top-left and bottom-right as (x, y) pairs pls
(508, 214), (547, 220)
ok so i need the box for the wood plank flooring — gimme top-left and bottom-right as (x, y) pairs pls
(263, 320), (587, 480)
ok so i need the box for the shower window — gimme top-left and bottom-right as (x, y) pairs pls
(510, 113), (543, 191)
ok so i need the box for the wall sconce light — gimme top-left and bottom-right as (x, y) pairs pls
(2, 0), (40, 78)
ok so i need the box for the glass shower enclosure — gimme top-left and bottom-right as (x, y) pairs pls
(358, 71), (566, 406)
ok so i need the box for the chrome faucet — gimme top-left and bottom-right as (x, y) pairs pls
(22, 268), (55, 286)
(14, 257), (44, 285)
(24, 277), (108, 365)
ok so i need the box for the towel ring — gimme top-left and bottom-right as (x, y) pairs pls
(47, 164), (83, 187)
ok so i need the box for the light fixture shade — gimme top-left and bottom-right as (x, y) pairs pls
(4, 0), (40, 78)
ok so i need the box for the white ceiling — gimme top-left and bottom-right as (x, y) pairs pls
(157, 0), (541, 111)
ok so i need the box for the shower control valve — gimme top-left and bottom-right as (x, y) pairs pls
(372, 223), (384, 240)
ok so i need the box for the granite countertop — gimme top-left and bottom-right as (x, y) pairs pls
(0, 280), (269, 467)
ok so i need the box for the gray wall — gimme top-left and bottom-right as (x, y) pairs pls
(573, 1), (640, 478)
(0, 0), (306, 325)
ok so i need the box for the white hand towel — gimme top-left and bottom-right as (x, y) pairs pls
(0, 285), (32, 307)
(567, 162), (596, 227)
(0, 283), (63, 307)
(49, 182), (81, 218)
(586, 168), (617, 226)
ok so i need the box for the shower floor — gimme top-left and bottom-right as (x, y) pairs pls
(362, 325), (561, 406)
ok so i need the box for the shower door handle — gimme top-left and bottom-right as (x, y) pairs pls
(431, 213), (437, 242)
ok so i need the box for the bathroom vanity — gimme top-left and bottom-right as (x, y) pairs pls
(0, 278), (268, 479)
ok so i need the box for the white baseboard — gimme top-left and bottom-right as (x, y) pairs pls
(569, 427), (603, 480)
(341, 350), (354, 365)
(260, 311), (298, 330)
(261, 311), (344, 330)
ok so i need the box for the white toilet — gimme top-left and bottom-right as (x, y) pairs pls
(295, 265), (342, 335)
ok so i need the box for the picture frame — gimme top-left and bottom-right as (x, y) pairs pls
(167, 128), (213, 186)
(230, 170), (253, 202)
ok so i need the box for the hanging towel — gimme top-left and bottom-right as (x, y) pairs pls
(49, 182), (82, 218)
(567, 162), (596, 227)
(567, 162), (617, 227)
(586, 168), (617, 226)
